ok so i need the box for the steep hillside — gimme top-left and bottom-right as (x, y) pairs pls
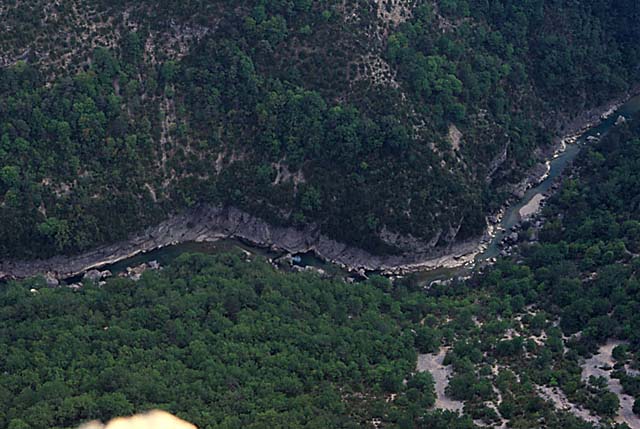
(0, 0), (638, 259)
(7, 106), (640, 428)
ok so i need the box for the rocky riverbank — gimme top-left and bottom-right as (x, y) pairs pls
(555, 84), (640, 139)
(0, 205), (484, 281)
(507, 84), (640, 200)
(2, 90), (639, 282)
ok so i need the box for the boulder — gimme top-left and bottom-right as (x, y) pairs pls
(303, 266), (326, 276)
(125, 263), (148, 281)
(615, 115), (626, 126)
(83, 269), (102, 283)
(44, 272), (59, 287)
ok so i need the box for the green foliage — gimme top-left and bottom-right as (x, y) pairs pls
(0, 251), (454, 429)
(472, 113), (640, 419)
(0, 49), (165, 258)
(10, 113), (640, 426)
(1, 1), (638, 259)
(0, 4), (639, 427)
(594, 391), (619, 417)
(415, 326), (442, 354)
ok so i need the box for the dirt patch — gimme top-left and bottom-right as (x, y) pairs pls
(448, 124), (463, 152)
(272, 160), (306, 190)
(582, 340), (640, 428)
(350, 53), (400, 89)
(537, 385), (600, 424)
(376, 0), (413, 28)
(416, 347), (464, 412)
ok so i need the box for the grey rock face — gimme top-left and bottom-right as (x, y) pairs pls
(0, 205), (481, 280)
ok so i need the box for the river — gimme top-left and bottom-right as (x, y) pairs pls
(480, 94), (640, 261)
(83, 94), (640, 283)
(4, 95), (640, 284)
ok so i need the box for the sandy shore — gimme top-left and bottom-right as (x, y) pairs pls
(519, 193), (545, 220)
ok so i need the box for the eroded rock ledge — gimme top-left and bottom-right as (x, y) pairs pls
(0, 205), (483, 281)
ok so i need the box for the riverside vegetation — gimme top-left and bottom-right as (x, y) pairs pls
(2, 1), (640, 428)
(0, 0), (639, 259)
(3, 114), (640, 428)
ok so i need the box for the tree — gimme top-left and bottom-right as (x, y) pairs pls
(8, 420), (30, 429)
(595, 391), (620, 417)
(407, 372), (436, 407)
(415, 326), (441, 353)
(37, 218), (71, 252)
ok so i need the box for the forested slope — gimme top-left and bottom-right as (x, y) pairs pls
(0, 251), (617, 429)
(430, 111), (640, 427)
(0, 0), (638, 258)
(4, 113), (640, 429)
(0, 252), (463, 429)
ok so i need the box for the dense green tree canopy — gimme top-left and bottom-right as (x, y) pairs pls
(0, 0), (638, 258)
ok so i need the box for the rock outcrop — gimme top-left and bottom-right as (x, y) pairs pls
(0, 205), (483, 281)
